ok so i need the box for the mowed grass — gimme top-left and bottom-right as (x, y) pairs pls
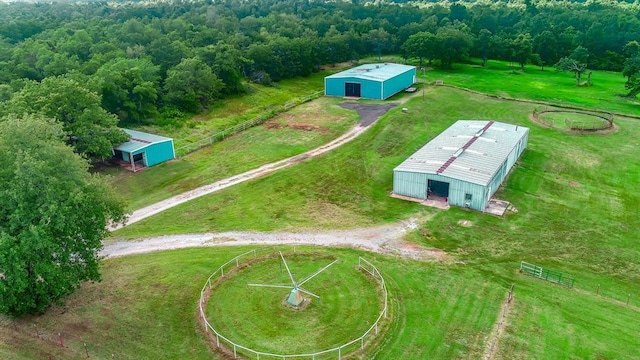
(537, 111), (611, 130)
(108, 97), (358, 210)
(0, 247), (506, 360)
(206, 252), (381, 355)
(133, 70), (335, 149)
(423, 60), (640, 115)
(111, 85), (640, 358)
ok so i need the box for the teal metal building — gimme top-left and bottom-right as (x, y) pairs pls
(324, 63), (416, 100)
(113, 129), (175, 172)
(393, 120), (529, 211)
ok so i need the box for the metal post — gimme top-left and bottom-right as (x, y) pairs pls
(422, 67), (425, 101)
(236, 258), (239, 267)
(216, 335), (219, 347)
(234, 345), (237, 358)
(375, 323), (378, 334)
(361, 337), (364, 349)
(627, 294), (631, 305)
(221, 267), (224, 277)
(338, 347), (341, 360)
(596, 284), (600, 295)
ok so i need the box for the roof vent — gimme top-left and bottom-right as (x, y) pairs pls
(453, 148), (464, 158)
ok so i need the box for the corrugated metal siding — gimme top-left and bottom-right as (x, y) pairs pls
(393, 171), (429, 199)
(324, 77), (382, 99)
(393, 121), (529, 211)
(132, 140), (175, 167)
(382, 68), (416, 99)
(394, 171), (489, 210)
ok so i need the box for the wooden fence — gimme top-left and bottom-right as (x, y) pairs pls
(175, 90), (323, 156)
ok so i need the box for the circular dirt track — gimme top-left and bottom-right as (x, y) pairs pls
(532, 109), (613, 132)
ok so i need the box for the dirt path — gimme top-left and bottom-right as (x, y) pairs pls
(109, 102), (399, 231)
(102, 216), (448, 260)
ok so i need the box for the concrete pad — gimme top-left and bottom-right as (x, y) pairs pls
(485, 199), (510, 216)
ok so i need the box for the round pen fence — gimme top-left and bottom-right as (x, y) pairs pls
(198, 249), (389, 359)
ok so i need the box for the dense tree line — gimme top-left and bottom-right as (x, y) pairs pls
(0, 0), (639, 144)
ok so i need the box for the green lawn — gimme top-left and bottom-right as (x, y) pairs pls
(422, 60), (640, 116)
(109, 85), (640, 358)
(7, 62), (638, 359)
(130, 68), (347, 151)
(0, 247), (506, 360)
(205, 251), (382, 356)
(108, 97), (358, 210)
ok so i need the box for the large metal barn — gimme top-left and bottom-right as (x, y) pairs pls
(393, 120), (529, 211)
(324, 63), (416, 100)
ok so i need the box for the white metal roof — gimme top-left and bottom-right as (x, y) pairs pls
(114, 128), (173, 153)
(325, 63), (415, 82)
(394, 120), (529, 186)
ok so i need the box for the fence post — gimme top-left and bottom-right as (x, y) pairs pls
(236, 257), (239, 267)
(627, 294), (631, 305)
(234, 344), (237, 359)
(338, 347), (341, 360)
(216, 334), (219, 347)
(221, 267), (224, 277)
(596, 284), (600, 295)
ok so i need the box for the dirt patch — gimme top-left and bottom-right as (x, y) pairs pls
(568, 181), (580, 187)
(264, 120), (330, 133)
(458, 219), (473, 227)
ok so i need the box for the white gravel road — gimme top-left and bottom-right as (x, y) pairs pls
(102, 217), (446, 260)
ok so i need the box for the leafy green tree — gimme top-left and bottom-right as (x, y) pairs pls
(622, 41), (640, 98)
(555, 46), (591, 86)
(163, 58), (223, 113)
(476, 29), (492, 67)
(510, 33), (533, 70)
(93, 58), (160, 123)
(434, 25), (474, 69)
(198, 41), (250, 95)
(533, 31), (558, 70)
(365, 28), (394, 60)
(3, 76), (128, 159)
(401, 31), (437, 66)
(0, 115), (126, 317)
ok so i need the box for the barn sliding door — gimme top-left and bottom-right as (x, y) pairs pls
(345, 82), (361, 97)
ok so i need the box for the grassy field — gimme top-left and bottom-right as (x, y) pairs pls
(4, 61), (640, 359)
(0, 247), (506, 359)
(423, 60), (640, 115)
(132, 70), (334, 149)
(108, 84), (640, 358)
(107, 97), (359, 210)
(205, 251), (382, 356)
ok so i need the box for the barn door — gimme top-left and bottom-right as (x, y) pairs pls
(345, 82), (361, 97)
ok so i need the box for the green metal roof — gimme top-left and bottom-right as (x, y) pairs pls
(114, 129), (173, 153)
(325, 63), (415, 82)
(394, 120), (529, 186)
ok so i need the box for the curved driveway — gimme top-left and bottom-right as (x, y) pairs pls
(109, 102), (399, 231)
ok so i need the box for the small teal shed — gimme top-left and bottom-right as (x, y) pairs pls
(393, 120), (529, 212)
(113, 129), (175, 172)
(324, 63), (416, 100)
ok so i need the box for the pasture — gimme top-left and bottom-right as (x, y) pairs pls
(3, 63), (640, 359)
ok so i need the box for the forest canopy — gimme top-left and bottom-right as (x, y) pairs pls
(0, 0), (639, 129)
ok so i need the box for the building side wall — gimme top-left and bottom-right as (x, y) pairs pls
(382, 68), (417, 99)
(132, 141), (175, 167)
(483, 129), (529, 204)
(394, 171), (489, 210)
(325, 77), (383, 99)
(393, 171), (429, 199)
